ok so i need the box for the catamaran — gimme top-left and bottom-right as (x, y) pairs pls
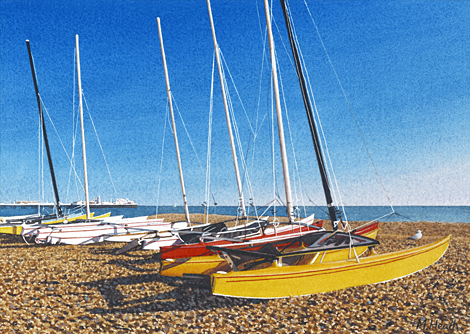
(205, 0), (450, 298)
(1, 40), (101, 235)
(159, 220), (379, 277)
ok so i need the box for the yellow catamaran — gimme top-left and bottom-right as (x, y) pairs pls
(160, 223), (379, 277)
(203, 0), (450, 298)
(210, 235), (450, 298)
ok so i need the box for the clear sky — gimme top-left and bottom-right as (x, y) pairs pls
(0, 0), (469, 207)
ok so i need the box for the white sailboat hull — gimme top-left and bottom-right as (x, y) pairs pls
(141, 235), (182, 250)
(141, 215), (317, 251)
(22, 217), (175, 245)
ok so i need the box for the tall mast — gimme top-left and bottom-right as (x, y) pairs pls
(157, 18), (191, 224)
(26, 40), (63, 217)
(280, 0), (338, 229)
(206, 0), (247, 217)
(263, 0), (294, 222)
(75, 34), (91, 219)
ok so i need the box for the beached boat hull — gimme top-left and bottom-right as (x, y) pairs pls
(0, 212), (111, 235)
(22, 216), (169, 245)
(160, 224), (378, 277)
(159, 216), (322, 259)
(160, 224), (321, 260)
(210, 234), (451, 299)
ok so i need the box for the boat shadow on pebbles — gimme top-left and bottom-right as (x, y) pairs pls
(0, 234), (48, 249)
(76, 272), (259, 315)
(103, 254), (161, 273)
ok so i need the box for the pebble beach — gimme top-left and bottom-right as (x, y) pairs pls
(0, 214), (468, 333)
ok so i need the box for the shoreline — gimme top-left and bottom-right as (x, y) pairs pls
(0, 215), (468, 332)
(2, 205), (468, 224)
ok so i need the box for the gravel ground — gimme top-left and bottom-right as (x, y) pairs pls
(0, 214), (468, 333)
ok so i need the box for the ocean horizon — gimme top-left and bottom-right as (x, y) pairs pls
(1, 205), (468, 224)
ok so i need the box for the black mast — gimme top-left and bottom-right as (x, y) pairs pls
(279, 0), (338, 230)
(26, 40), (63, 217)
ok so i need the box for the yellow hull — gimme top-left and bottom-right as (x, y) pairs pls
(211, 235), (451, 299)
(0, 225), (23, 235)
(0, 212), (111, 235)
(42, 213), (92, 225)
(161, 229), (379, 277)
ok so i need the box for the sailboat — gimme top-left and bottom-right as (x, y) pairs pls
(206, 0), (450, 298)
(159, 220), (378, 277)
(0, 40), (104, 235)
(20, 35), (176, 245)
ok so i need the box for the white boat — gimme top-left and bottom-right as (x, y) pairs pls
(1, 214), (40, 224)
(141, 214), (318, 251)
(22, 216), (182, 245)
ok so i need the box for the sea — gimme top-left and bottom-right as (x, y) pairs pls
(1, 205), (469, 223)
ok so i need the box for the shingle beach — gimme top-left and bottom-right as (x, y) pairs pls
(1, 214), (468, 333)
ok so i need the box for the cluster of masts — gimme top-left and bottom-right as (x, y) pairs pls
(161, 0), (340, 229)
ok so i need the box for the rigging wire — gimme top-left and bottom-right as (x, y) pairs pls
(161, 82), (219, 210)
(275, 49), (308, 219)
(219, 53), (255, 137)
(39, 96), (85, 194)
(302, 0), (395, 212)
(286, 1), (348, 223)
(172, 96), (206, 174)
(38, 97), (42, 211)
(250, 0), (268, 185)
(222, 26), (278, 216)
(269, 68), (278, 216)
(67, 49), (82, 203)
(219, 52), (257, 215)
(82, 94), (118, 196)
(155, 104), (169, 217)
(280, 0), (345, 222)
(30, 51), (45, 213)
(204, 54), (216, 223)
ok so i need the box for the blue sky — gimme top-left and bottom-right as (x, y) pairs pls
(0, 0), (468, 207)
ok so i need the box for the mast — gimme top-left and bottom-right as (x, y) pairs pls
(157, 18), (191, 224)
(279, 0), (338, 229)
(26, 40), (63, 217)
(75, 34), (91, 219)
(263, 0), (294, 222)
(206, 0), (247, 217)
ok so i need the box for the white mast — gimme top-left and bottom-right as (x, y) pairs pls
(75, 34), (91, 219)
(206, 0), (247, 217)
(263, 0), (294, 222)
(157, 18), (191, 224)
